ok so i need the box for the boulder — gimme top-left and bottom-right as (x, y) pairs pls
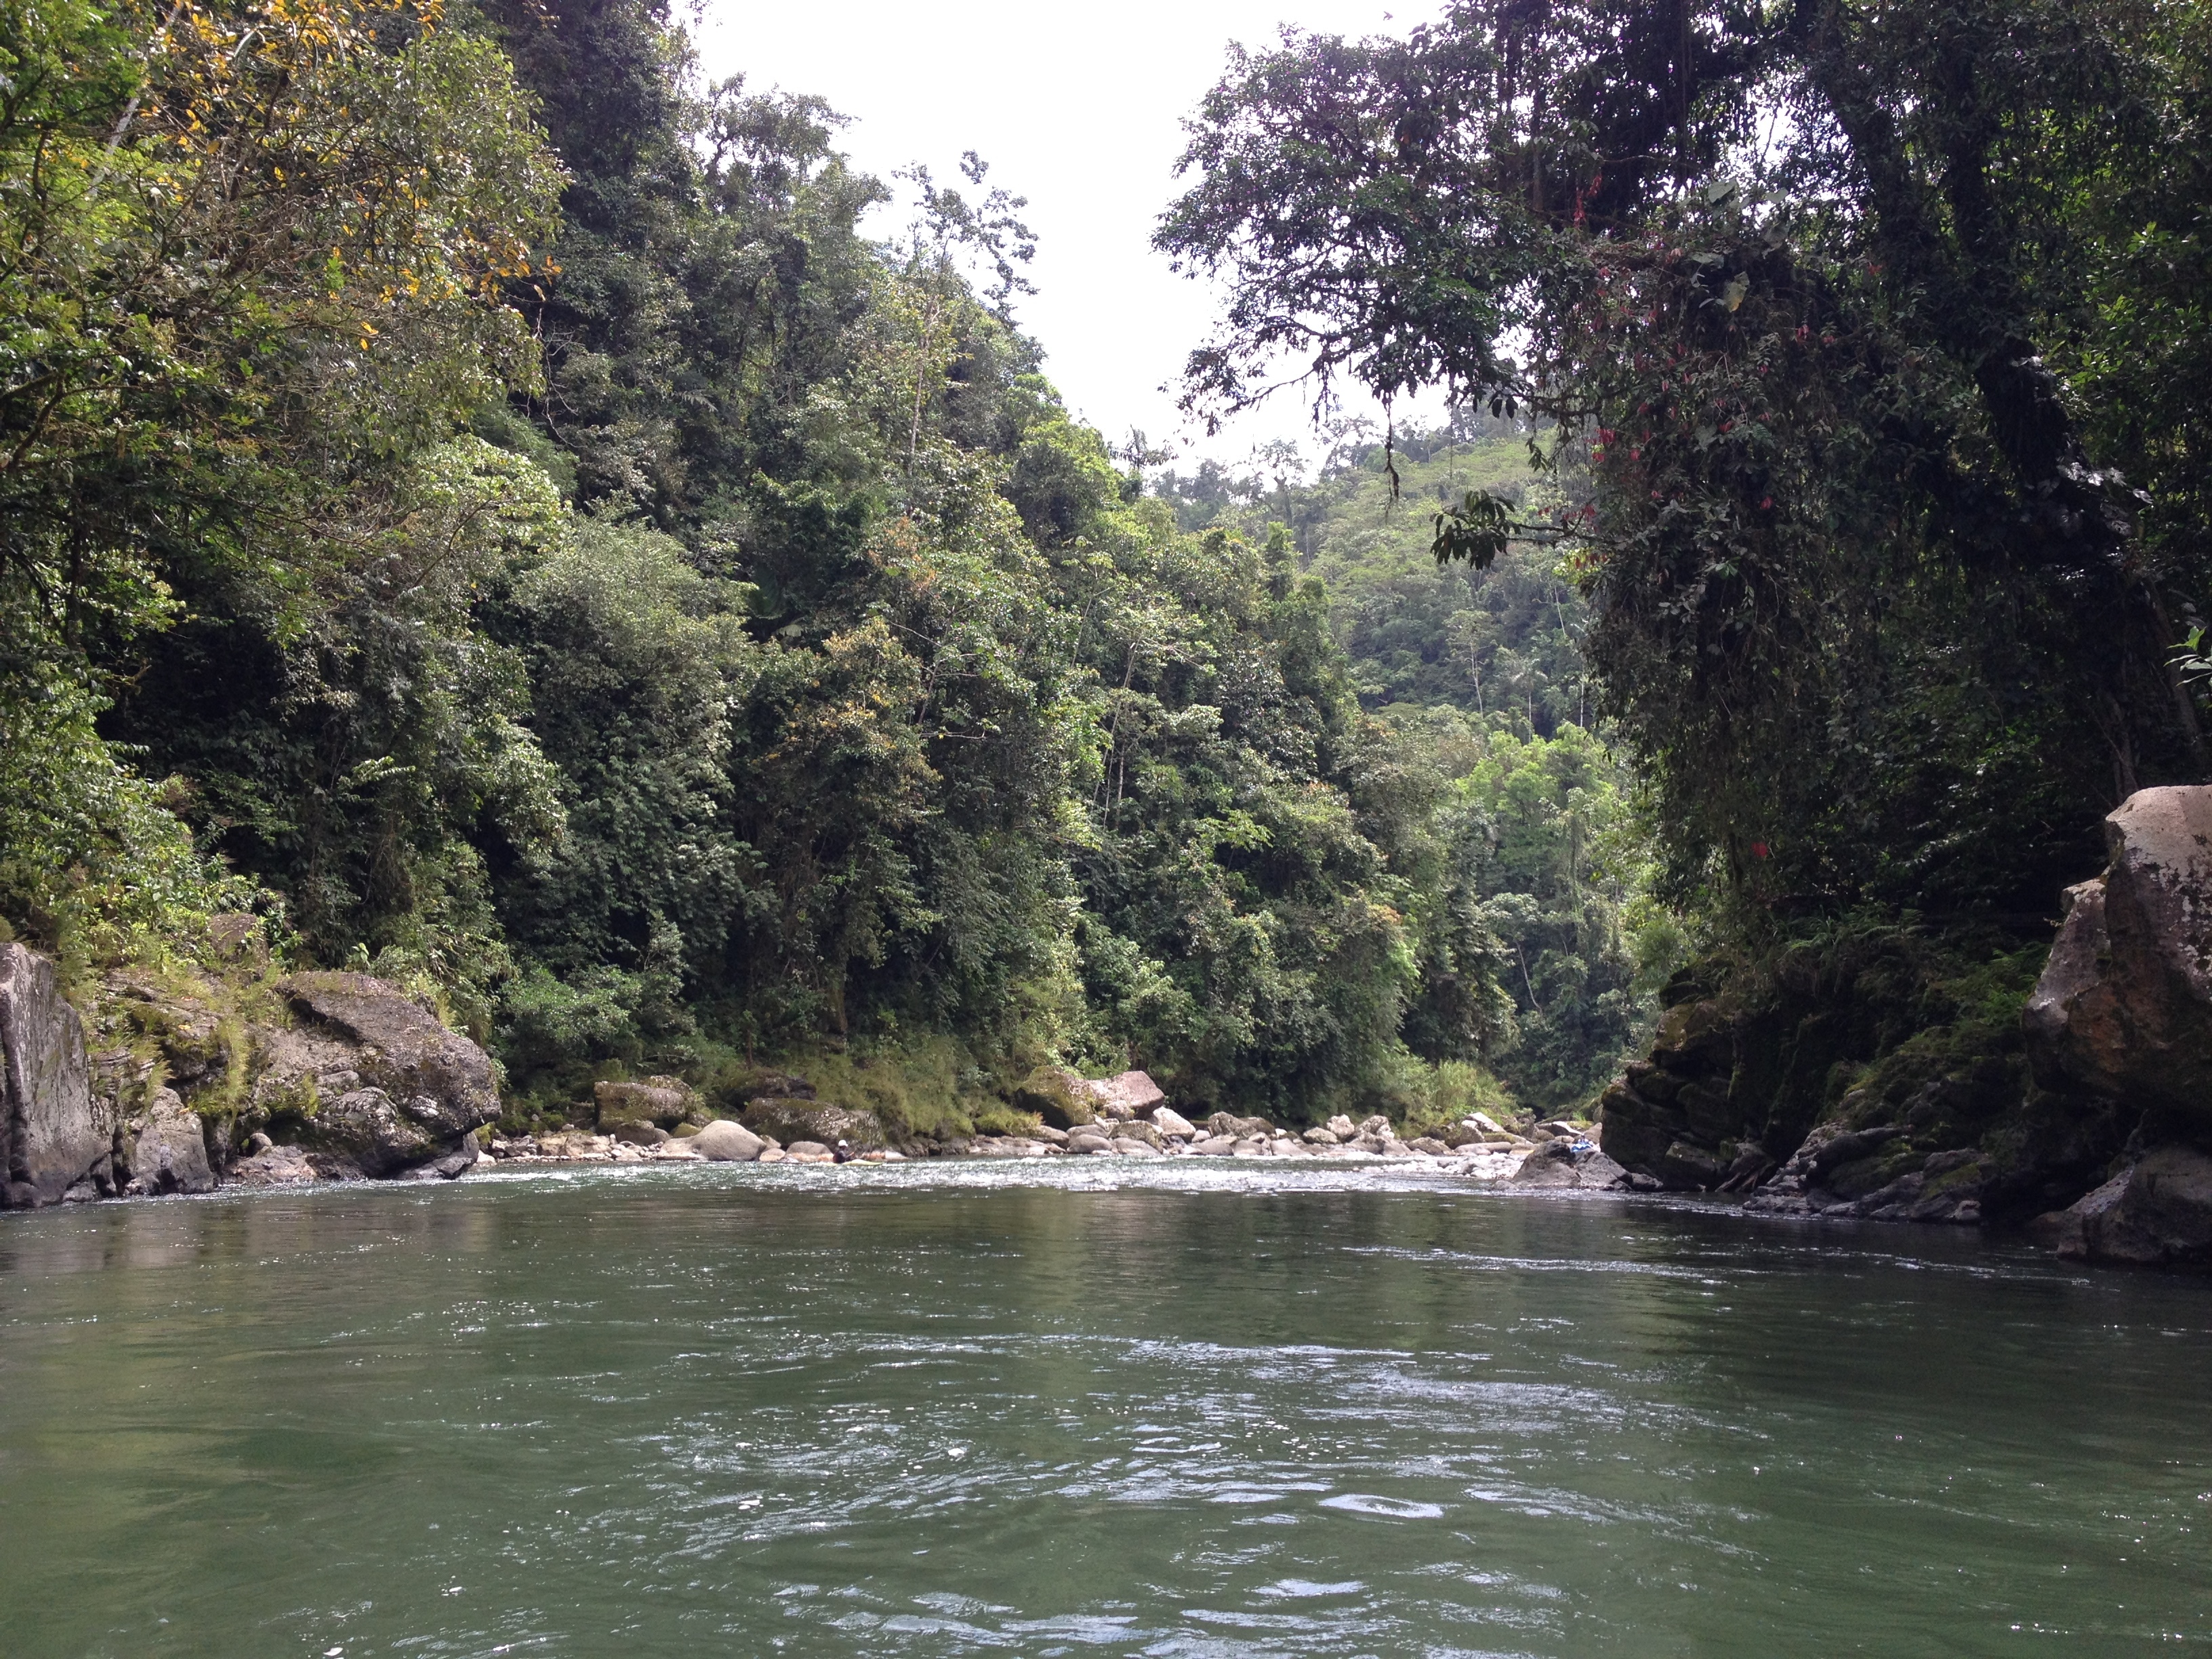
(690, 1120), (766, 1162)
(226, 1143), (336, 1185)
(258, 974), (498, 1177)
(1077, 1069), (1167, 1118)
(2026, 787), (2212, 1126)
(1009, 1066), (1094, 1128)
(2030, 1145), (2212, 1265)
(1, 944), (117, 1208)
(595, 1076), (694, 1130)
(740, 1097), (887, 1151)
(1511, 1140), (1629, 1189)
(1067, 1128), (1113, 1154)
(125, 1088), (215, 1196)
(1206, 1111), (1275, 1141)
(610, 1121), (670, 1146)
(1151, 1106), (1195, 1140)
(394, 1139), (480, 1181)
(1303, 1126), (1338, 1145)
(785, 1141), (836, 1164)
(1325, 1114), (1357, 1141)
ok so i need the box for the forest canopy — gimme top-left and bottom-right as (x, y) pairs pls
(0, 0), (1662, 1132)
(1158, 0), (2212, 922)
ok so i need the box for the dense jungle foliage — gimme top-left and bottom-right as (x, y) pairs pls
(1153, 424), (1677, 1108)
(1, 0), (1650, 1132)
(12, 0), (2199, 1145)
(1158, 0), (2212, 1111)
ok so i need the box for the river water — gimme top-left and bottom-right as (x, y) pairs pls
(1, 1160), (2207, 1657)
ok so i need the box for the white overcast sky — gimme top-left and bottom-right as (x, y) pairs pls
(691, 0), (1446, 475)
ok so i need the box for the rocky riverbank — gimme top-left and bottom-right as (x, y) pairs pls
(481, 1068), (1614, 1186)
(1595, 784), (2212, 1267)
(0, 937), (496, 1205)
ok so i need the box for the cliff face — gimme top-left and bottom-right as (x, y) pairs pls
(1, 941), (501, 1209)
(1599, 785), (2212, 1264)
(1, 945), (119, 1206)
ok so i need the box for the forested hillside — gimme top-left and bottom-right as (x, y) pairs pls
(1156, 0), (2212, 1191)
(1154, 425), (1673, 1107)
(0, 0), (1635, 1133)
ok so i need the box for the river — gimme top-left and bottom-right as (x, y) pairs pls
(1, 1160), (2206, 1656)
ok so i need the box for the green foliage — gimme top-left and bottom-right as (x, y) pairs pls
(1158, 0), (2212, 938)
(0, 0), (1606, 1132)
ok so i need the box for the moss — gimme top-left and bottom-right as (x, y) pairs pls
(971, 1103), (1044, 1137)
(1010, 1065), (1092, 1129)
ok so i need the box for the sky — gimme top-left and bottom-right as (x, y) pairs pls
(691, 0), (1447, 478)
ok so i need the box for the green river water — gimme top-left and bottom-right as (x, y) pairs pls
(0, 1159), (2207, 1657)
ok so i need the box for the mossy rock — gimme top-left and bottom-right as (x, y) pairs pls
(1011, 1066), (1092, 1129)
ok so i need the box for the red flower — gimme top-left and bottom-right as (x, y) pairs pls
(1750, 841), (1769, 859)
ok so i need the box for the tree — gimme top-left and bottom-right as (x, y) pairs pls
(1159, 0), (2212, 920)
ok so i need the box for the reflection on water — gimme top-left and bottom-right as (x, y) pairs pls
(0, 1162), (2207, 1656)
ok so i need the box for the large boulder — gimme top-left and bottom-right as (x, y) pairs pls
(690, 1120), (766, 1162)
(595, 1076), (695, 1130)
(255, 973), (497, 1178)
(739, 1097), (886, 1151)
(2030, 1146), (2212, 1265)
(125, 1088), (216, 1196)
(1510, 1139), (1628, 1190)
(0, 944), (117, 1207)
(1010, 1067), (1093, 1129)
(2025, 787), (2212, 1126)
(1077, 1070), (1167, 1120)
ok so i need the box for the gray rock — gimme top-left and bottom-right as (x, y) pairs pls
(1303, 1125), (1339, 1145)
(226, 1144), (324, 1186)
(1326, 1114), (1357, 1141)
(258, 973), (499, 1179)
(1188, 1135), (1234, 1156)
(279, 973), (498, 1130)
(691, 1120), (766, 1162)
(395, 1139), (480, 1181)
(1151, 1106), (1196, 1140)
(127, 1088), (215, 1195)
(2026, 787), (2212, 1128)
(2030, 1145), (2212, 1265)
(1067, 1129), (1113, 1155)
(1, 944), (115, 1208)
(1408, 1136), (1455, 1158)
(595, 1076), (694, 1130)
(1078, 1070), (1167, 1118)
(741, 1097), (888, 1151)
(1510, 1140), (1630, 1190)
(611, 1120), (670, 1146)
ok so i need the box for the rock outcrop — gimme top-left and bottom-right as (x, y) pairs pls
(124, 1088), (216, 1196)
(2025, 787), (2212, 1128)
(595, 1076), (698, 1131)
(1510, 1139), (1627, 1189)
(0, 944), (117, 1207)
(254, 974), (497, 1179)
(2029, 1146), (2212, 1265)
